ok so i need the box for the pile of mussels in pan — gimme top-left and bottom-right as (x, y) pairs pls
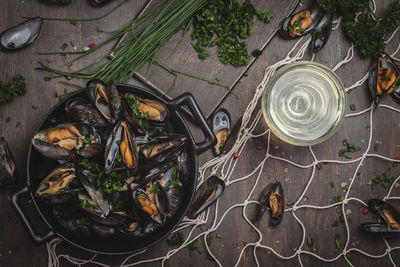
(32, 79), (191, 238)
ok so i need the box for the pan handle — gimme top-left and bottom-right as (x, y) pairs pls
(170, 93), (217, 154)
(8, 186), (55, 244)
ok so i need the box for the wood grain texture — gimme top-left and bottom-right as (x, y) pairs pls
(1, 0), (400, 266)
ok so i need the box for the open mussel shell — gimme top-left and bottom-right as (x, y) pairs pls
(104, 121), (139, 174)
(187, 176), (225, 219)
(36, 163), (82, 204)
(368, 53), (400, 106)
(157, 166), (183, 217)
(269, 181), (284, 226)
(139, 134), (187, 161)
(122, 93), (169, 132)
(279, 5), (323, 39)
(0, 137), (18, 187)
(309, 12), (333, 54)
(0, 17), (43, 51)
(212, 108), (231, 156)
(32, 123), (103, 160)
(89, 0), (115, 7)
(132, 185), (166, 224)
(216, 117), (242, 156)
(253, 182), (274, 223)
(368, 199), (400, 230)
(65, 98), (109, 128)
(86, 79), (121, 124)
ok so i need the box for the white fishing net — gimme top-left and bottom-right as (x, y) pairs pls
(46, 11), (400, 267)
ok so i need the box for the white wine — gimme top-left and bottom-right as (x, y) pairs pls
(262, 61), (346, 146)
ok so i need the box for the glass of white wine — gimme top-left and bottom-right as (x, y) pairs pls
(262, 61), (346, 146)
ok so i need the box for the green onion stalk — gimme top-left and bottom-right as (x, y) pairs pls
(39, 0), (207, 83)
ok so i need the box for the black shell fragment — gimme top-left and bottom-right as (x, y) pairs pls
(0, 137), (18, 187)
(310, 12), (333, 54)
(0, 17), (43, 51)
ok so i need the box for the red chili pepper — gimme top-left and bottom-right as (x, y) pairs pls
(316, 163), (322, 170)
(88, 43), (96, 48)
(256, 144), (262, 150)
(362, 208), (368, 215)
(233, 152), (239, 159)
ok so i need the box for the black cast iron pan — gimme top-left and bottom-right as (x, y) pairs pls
(8, 83), (216, 255)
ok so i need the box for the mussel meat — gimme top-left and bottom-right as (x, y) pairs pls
(123, 93), (168, 132)
(86, 79), (121, 124)
(309, 12), (333, 54)
(187, 176), (225, 219)
(36, 163), (81, 204)
(32, 123), (103, 160)
(133, 182), (167, 224)
(212, 109), (231, 156)
(104, 121), (139, 174)
(279, 6), (323, 39)
(368, 199), (400, 231)
(269, 182), (284, 226)
(0, 137), (18, 187)
(0, 17), (43, 51)
(368, 53), (400, 106)
(65, 98), (109, 128)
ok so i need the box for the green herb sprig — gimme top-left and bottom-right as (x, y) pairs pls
(0, 74), (27, 104)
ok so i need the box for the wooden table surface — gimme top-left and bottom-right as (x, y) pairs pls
(1, 0), (400, 266)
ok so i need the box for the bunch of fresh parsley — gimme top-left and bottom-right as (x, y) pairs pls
(315, 0), (400, 57)
(191, 0), (272, 67)
(0, 74), (27, 104)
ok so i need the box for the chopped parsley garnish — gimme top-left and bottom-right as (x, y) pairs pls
(76, 217), (90, 226)
(186, 240), (202, 256)
(216, 233), (223, 238)
(335, 234), (341, 249)
(286, 200), (294, 207)
(307, 237), (314, 247)
(0, 74), (27, 104)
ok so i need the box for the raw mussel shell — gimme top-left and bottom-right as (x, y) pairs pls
(36, 162), (82, 204)
(104, 121), (139, 174)
(86, 79), (121, 124)
(0, 137), (18, 187)
(212, 108), (231, 156)
(187, 176), (225, 219)
(65, 98), (109, 128)
(309, 12), (333, 54)
(279, 5), (323, 39)
(362, 223), (400, 236)
(89, 0), (115, 7)
(368, 53), (400, 106)
(368, 199), (400, 229)
(0, 17), (43, 51)
(32, 123), (103, 160)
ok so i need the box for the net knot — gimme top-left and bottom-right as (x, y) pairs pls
(343, 199), (349, 204)
(387, 247), (392, 253)
(243, 200), (249, 205)
(292, 205), (298, 212)
(297, 249), (302, 255)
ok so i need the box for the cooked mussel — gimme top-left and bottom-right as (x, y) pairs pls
(187, 176), (225, 219)
(253, 182), (274, 223)
(268, 181), (284, 226)
(86, 79), (121, 124)
(104, 121), (139, 174)
(368, 53), (400, 106)
(36, 163), (81, 204)
(139, 134), (186, 160)
(309, 12), (333, 54)
(65, 98), (109, 128)
(0, 137), (18, 187)
(212, 109), (231, 156)
(132, 182), (167, 224)
(216, 117), (242, 156)
(368, 199), (400, 231)
(362, 223), (400, 236)
(157, 166), (183, 217)
(32, 123), (103, 160)
(279, 5), (323, 39)
(0, 17), (43, 51)
(123, 93), (168, 132)
(90, 223), (115, 238)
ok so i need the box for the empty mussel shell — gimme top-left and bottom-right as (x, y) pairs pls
(309, 12), (333, 54)
(212, 108), (231, 156)
(0, 137), (18, 187)
(0, 17), (43, 51)
(187, 176), (225, 219)
(368, 53), (400, 106)
(89, 0), (115, 7)
(65, 98), (109, 128)
(279, 6), (323, 39)
(368, 199), (400, 230)
(362, 223), (400, 236)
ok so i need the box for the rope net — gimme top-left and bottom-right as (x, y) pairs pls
(46, 12), (400, 267)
